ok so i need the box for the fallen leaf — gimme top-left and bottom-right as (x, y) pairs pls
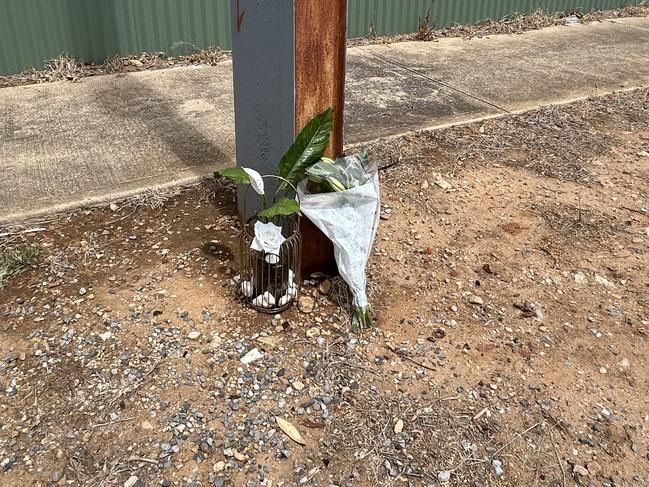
(393, 419), (404, 434)
(276, 417), (306, 445)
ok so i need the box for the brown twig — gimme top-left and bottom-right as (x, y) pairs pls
(549, 428), (567, 486)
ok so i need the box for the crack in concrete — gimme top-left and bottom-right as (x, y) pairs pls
(369, 51), (511, 115)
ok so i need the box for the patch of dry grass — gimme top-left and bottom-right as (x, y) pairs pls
(0, 47), (228, 89)
(350, 4), (649, 46)
(0, 245), (42, 288)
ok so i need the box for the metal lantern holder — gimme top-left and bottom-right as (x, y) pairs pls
(240, 176), (302, 314)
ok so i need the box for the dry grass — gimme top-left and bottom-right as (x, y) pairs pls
(124, 187), (179, 211)
(350, 4), (649, 46)
(0, 47), (229, 89)
(532, 201), (622, 261)
(317, 337), (559, 486)
(368, 89), (649, 187)
(0, 246), (42, 288)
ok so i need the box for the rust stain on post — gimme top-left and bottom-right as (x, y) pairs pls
(295, 0), (346, 156)
(295, 0), (347, 275)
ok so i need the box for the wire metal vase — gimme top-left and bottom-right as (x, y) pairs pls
(239, 177), (302, 313)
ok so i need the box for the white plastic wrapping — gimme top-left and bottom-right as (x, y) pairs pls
(297, 174), (380, 308)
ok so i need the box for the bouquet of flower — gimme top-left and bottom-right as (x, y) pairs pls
(297, 149), (380, 330)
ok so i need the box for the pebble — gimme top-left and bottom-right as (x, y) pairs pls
(573, 272), (586, 284)
(298, 296), (315, 313)
(124, 476), (140, 487)
(98, 331), (112, 341)
(587, 461), (601, 476)
(306, 327), (320, 338)
(573, 464), (589, 477)
(492, 459), (504, 477)
(240, 347), (264, 365)
(50, 470), (63, 482)
(187, 331), (201, 340)
(595, 275), (614, 289)
(79, 287), (87, 296)
(438, 470), (451, 482)
(599, 367), (607, 374)
(318, 279), (332, 295)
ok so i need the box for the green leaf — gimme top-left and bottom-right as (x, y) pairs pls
(257, 197), (301, 219)
(278, 108), (333, 189)
(306, 161), (352, 191)
(215, 167), (251, 185)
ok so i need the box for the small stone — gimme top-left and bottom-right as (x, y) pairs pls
(468, 295), (484, 306)
(79, 287), (87, 296)
(595, 275), (614, 289)
(305, 327), (320, 339)
(637, 151), (649, 158)
(393, 419), (404, 434)
(433, 173), (453, 191)
(98, 331), (112, 341)
(573, 272), (586, 284)
(124, 476), (139, 487)
(240, 347), (264, 365)
(438, 470), (451, 482)
(187, 331), (201, 340)
(599, 367), (607, 374)
(109, 203), (119, 211)
(140, 420), (153, 430)
(213, 461), (226, 472)
(492, 459), (504, 477)
(298, 296), (315, 313)
(573, 464), (589, 477)
(482, 262), (502, 275)
(292, 380), (305, 392)
(318, 279), (332, 295)
(50, 470), (63, 482)
(587, 461), (601, 476)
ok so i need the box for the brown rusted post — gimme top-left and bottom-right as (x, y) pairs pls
(295, 0), (347, 276)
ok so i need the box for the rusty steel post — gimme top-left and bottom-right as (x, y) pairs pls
(295, 0), (347, 276)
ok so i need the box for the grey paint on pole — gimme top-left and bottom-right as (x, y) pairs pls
(230, 0), (295, 217)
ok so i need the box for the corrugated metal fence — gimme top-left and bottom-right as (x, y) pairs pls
(0, 0), (644, 74)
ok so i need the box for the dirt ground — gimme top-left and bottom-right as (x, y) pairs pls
(1, 89), (648, 487)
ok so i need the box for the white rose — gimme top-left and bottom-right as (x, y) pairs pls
(251, 221), (286, 258)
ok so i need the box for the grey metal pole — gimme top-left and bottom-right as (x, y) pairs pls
(229, 0), (295, 218)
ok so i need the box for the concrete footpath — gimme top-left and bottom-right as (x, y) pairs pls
(1, 17), (649, 223)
